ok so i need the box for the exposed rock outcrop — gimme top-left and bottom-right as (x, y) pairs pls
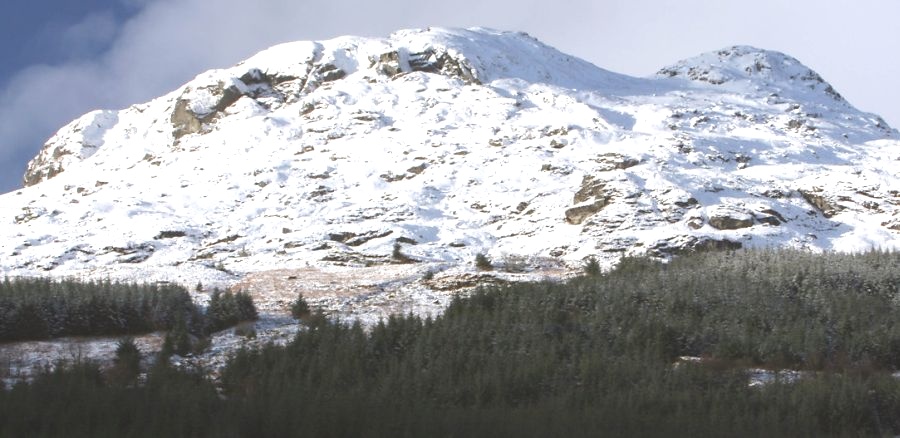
(171, 83), (244, 140)
(407, 49), (480, 84)
(799, 190), (844, 218)
(565, 200), (609, 225)
(593, 153), (640, 171)
(567, 175), (612, 225)
(708, 214), (754, 230)
(649, 236), (743, 257)
(23, 110), (119, 186)
(371, 51), (403, 76)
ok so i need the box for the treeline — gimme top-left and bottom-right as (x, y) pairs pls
(0, 278), (198, 342)
(218, 249), (900, 436)
(0, 278), (257, 342)
(2, 249), (900, 436)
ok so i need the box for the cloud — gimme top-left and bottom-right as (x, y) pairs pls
(1, 0), (898, 194)
(58, 11), (120, 57)
(0, 62), (105, 190)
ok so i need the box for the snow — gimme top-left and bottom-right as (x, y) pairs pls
(0, 332), (165, 386)
(0, 27), (899, 376)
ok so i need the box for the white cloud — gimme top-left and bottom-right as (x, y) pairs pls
(1, 0), (898, 193)
(58, 11), (120, 57)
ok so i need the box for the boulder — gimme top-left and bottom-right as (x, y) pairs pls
(407, 49), (480, 84)
(799, 190), (844, 218)
(708, 214), (754, 230)
(574, 175), (606, 204)
(593, 153), (640, 172)
(565, 199), (609, 225)
(371, 51), (402, 76)
(171, 82), (243, 140)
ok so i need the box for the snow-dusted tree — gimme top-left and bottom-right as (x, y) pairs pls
(290, 293), (311, 320)
(109, 337), (141, 386)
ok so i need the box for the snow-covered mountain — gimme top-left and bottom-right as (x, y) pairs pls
(3, 27), (899, 286)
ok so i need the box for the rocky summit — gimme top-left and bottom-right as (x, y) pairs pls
(3, 27), (899, 286)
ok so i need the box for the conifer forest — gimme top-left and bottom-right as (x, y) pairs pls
(2, 250), (900, 437)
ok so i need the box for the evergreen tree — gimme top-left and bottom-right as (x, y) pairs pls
(475, 253), (493, 271)
(206, 289), (258, 333)
(290, 293), (311, 320)
(234, 291), (258, 322)
(583, 257), (601, 277)
(108, 337), (141, 386)
(163, 316), (192, 357)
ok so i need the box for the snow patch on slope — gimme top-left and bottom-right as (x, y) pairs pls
(23, 110), (119, 186)
(2, 27), (899, 289)
(658, 45), (843, 99)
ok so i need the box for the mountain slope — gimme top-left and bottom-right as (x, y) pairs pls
(2, 27), (899, 285)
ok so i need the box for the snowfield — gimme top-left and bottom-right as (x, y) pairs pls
(1, 27), (898, 378)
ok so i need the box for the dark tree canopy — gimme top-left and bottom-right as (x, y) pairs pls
(3, 249), (900, 437)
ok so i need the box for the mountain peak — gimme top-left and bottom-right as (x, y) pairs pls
(23, 27), (634, 188)
(385, 27), (631, 88)
(4, 29), (899, 286)
(232, 27), (630, 90)
(657, 45), (845, 101)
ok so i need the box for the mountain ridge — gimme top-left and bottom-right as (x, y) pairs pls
(3, 27), (898, 286)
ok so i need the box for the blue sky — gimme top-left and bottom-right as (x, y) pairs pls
(0, 0), (142, 193)
(1, 0), (898, 195)
(0, 1), (136, 76)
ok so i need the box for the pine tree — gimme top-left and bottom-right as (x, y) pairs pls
(475, 253), (493, 271)
(234, 291), (258, 321)
(392, 242), (413, 263)
(205, 289), (227, 333)
(291, 293), (311, 320)
(108, 337), (141, 386)
(206, 289), (258, 333)
(164, 316), (192, 356)
(583, 257), (601, 277)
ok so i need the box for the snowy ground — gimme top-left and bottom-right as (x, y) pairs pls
(1, 27), (898, 387)
(0, 332), (164, 388)
(2, 28), (897, 288)
(0, 259), (579, 385)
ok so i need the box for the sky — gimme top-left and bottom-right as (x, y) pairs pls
(0, 0), (898, 195)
